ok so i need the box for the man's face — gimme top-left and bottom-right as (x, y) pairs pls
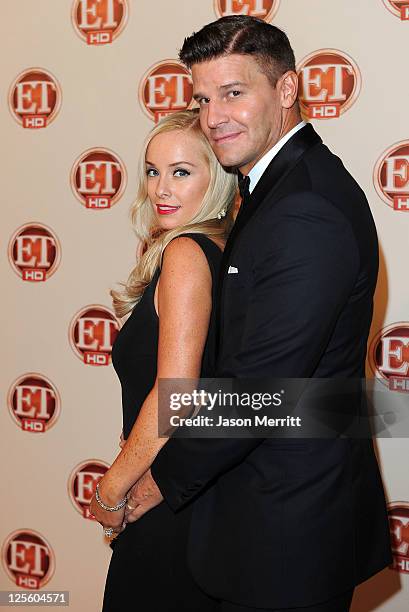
(192, 54), (283, 175)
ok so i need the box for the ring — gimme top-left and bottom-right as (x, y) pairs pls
(103, 527), (114, 537)
(126, 503), (136, 510)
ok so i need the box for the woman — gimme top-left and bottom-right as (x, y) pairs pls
(89, 109), (237, 611)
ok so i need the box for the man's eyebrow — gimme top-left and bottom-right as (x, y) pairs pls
(193, 92), (206, 101)
(219, 81), (246, 90)
(193, 81), (246, 101)
(145, 160), (196, 167)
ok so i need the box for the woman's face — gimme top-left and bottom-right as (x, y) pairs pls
(145, 130), (211, 230)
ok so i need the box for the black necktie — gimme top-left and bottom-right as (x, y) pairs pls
(238, 174), (250, 201)
(238, 174), (250, 215)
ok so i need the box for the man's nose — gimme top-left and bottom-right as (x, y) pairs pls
(206, 100), (228, 129)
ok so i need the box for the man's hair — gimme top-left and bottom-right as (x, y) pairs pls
(179, 15), (296, 88)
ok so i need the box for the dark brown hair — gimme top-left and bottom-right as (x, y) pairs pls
(179, 15), (296, 88)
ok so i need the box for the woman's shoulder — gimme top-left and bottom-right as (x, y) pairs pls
(155, 237), (211, 307)
(179, 232), (224, 252)
(161, 235), (211, 271)
(161, 233), (223, 270)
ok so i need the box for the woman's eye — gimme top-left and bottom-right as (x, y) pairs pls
(228, 90), (241, 98)
(174, 168), (190, 177)
(198, 97), (210, 105)
(146, 168), (158, 177)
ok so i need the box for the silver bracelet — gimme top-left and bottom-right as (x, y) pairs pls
(95, 482), (128, 512)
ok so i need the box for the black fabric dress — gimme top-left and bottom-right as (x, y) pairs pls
(102, 233), (222, 612)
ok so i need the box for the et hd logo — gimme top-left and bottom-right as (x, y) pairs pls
(2, 530), (55, 589)
(297, 49), (361, 120)
(214, 0), (280, 21)
(139, 60), (194, 123)
(69, 305), (121, 365)
(8, 223), (61, 282)
(382, 0), (409, 20)
(71, 0), (129, 44)
(9, 68), (62, 129)
(374, 141), (409, 212)
(71, 148), (127, 209)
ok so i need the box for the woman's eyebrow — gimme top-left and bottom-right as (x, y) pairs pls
(145, 160), (196, 167)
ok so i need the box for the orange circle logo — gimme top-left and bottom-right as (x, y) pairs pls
(373, 141), (409, 212)
(8, 68), (62, 128)
(297, 49), (361, 120)
(139, 60), (194, 123)
(8, 223), (61, 282)
(388, 502), (409, 573)
(368, 323), (409, 392)
(70, 147), (127, 209)
(68, 460), (109, 519)
(69, 305), (121, 365)
(7, 373), (60, 433)
(71, 0), (129, 44)
(214, 0), (279, 20)
(383, 0), (409, 20)
(1, 529), (55, 589)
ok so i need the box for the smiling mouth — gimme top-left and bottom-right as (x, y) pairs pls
(156, 204), (181, 215)
(213, 132), (242, 144)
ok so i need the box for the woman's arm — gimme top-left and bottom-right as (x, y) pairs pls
(96, 236), (213, 507)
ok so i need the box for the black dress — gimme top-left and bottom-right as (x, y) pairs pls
(102, 233), (222, 612)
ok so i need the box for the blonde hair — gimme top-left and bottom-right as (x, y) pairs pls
(110, 109), (237, 318)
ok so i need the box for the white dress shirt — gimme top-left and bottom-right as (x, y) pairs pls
(247, 120), (306, 193)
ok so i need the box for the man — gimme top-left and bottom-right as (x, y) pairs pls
(126, 16), (392, 612)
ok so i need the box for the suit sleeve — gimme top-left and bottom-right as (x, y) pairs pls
(151, 192), (361, 511)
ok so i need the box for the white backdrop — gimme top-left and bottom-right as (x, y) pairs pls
(1, 1), (408, 610)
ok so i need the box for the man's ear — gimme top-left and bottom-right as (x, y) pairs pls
(279, 71), (299, 109)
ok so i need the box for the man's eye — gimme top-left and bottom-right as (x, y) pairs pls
(174, 168), (190, 177)
(146, 168), (158, 177)
(228, 90), (241, 98)
(198, 97), (210, 105)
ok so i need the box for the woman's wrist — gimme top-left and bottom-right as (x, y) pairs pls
(97, 474), (128, 508)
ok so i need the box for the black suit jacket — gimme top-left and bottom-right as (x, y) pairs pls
(151, 124), (392, 608)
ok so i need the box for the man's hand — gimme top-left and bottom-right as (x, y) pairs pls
(124, 469), (163, 522)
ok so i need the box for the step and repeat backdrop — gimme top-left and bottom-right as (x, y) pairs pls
(1, 1), (408, 610)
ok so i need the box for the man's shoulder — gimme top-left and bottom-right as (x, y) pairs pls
(303, 142), (365, 197)
(257, 143), (368, 223)
(260, 189), (354, 228)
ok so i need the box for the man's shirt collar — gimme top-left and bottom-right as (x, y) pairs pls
(247, 120), (306, 194)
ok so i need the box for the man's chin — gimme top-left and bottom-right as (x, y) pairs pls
(212, 151), (245, 169)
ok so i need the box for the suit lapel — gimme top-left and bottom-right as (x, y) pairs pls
(216, 123), (322, 355)
(222, 123), (322, 268)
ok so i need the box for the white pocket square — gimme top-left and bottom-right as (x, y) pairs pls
(228, 266), (238, 274)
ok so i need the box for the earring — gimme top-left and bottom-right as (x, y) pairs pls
(217, 207), (226, 220)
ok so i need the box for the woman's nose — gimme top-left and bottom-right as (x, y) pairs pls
(155, 177), (171, 198)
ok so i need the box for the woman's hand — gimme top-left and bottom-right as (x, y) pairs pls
(89, 477), (127, 537)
